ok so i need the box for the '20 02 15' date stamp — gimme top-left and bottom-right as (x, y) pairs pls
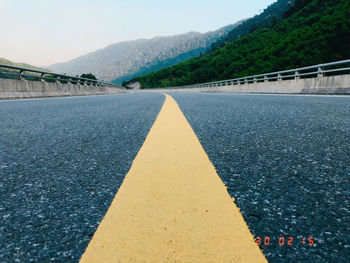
(255, 237), (315, 246)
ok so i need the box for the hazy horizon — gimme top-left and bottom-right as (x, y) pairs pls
(0, 0), (276, 67)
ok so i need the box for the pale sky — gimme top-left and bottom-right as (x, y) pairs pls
(0, 0), (276, 67)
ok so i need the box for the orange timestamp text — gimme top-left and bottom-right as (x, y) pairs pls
(255, 236), (314, 246)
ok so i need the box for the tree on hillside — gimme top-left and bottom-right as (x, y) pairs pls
(80, 73), (97, 80)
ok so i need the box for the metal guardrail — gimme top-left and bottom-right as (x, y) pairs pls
(168, 59), (350, 89)
(0, 63), (122, 88)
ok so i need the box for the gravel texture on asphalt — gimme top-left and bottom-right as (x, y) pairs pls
(0, 93), (164, 262)
(171, 93), (350, 263)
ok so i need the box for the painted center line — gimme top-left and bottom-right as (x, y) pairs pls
(79, 94), (266, 263)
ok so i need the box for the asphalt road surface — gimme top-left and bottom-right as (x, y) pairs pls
(171, 93), (350, 263)
(1, 92), (349, 262)
(0, 93), (165, 262)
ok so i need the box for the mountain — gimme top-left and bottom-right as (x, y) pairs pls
(210, 0), (295, 50)
(128, 0), (350, 88)
(0, 57), (51, 72)
(47, 24), (241, 84)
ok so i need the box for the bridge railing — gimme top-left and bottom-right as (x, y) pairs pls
(0, 63), (122, 88)
(168, 59), (350, 89)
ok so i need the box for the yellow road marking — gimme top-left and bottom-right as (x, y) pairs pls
(80, 94), (267, 263)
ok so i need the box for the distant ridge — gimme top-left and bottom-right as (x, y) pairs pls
(47, 24), (241, 84)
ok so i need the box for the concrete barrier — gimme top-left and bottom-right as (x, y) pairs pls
(147, 74), (350, 94)
(0, 78), (124, 99)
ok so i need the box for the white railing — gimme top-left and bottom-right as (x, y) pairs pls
(0, 63), (122, 88)
(167, 59), (350, 89)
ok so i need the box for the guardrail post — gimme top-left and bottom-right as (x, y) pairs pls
(244, 78), (248, 84)
(56, 76), (60, 83)
(253, 77), (257, 83)
(40, 73), (45, 81)
(317, 67), (323, 78)
(18, 70), (25, 80)
(264, 75), (268, 82)
(295, 71), (300, 80)
(277, 73), (282, 81)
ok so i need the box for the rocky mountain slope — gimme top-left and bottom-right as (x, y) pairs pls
(48, 24), (240, 84)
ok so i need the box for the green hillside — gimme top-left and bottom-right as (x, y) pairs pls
(0, 58), (51, 72)
(128, 0), (350, 89)
(210, 0), (295, 51)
